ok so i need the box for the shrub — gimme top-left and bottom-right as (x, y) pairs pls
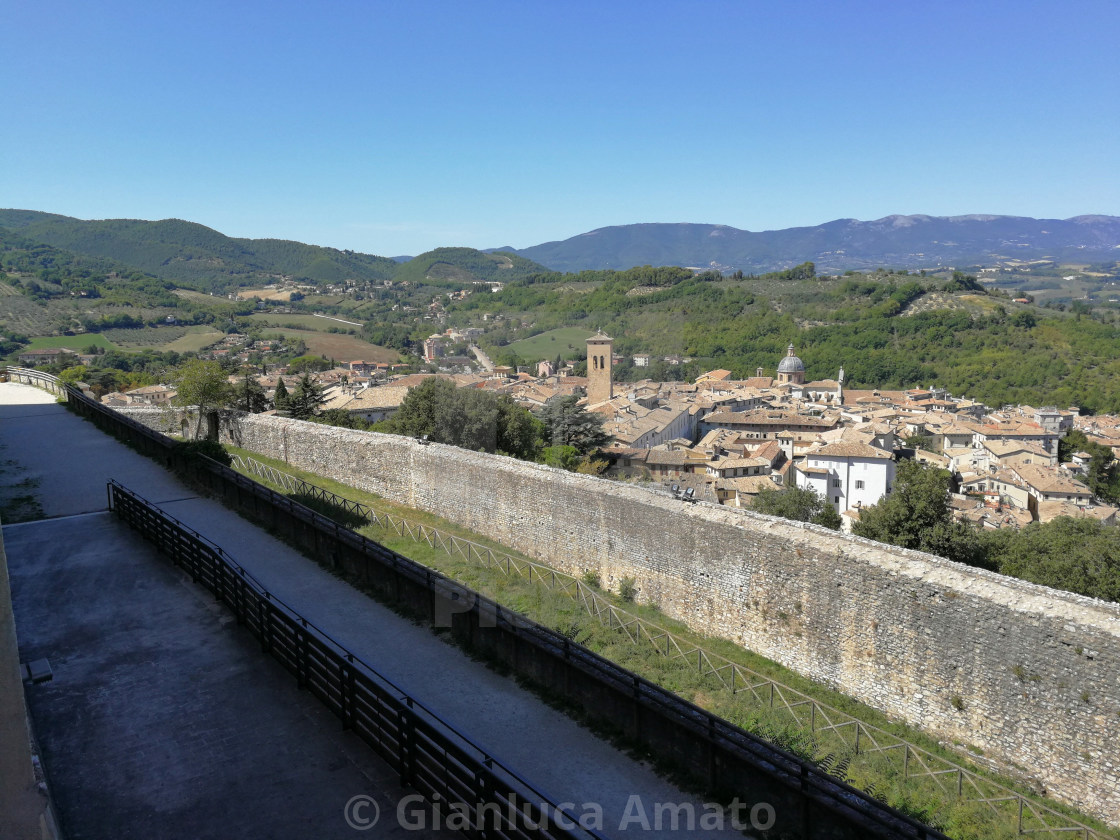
(619, 576), (637, 602)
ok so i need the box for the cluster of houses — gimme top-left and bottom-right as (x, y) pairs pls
(263, 333), (1118, 533)
(576, 339), (1115, 530)
(26, 329), (1120, 532)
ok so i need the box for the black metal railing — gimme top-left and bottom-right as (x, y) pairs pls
(108, 479), (604, 840)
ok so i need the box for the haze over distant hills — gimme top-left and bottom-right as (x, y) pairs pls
(500, 215), (1120, 274)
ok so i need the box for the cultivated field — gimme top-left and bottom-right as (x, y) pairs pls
(236, 287), (295, 301)
(248, 313), (361, 332)
(17, 334), (115, 354)
(260, 328), (399, 363)
(101, 325), (224, 351)
(164, 326), (225, 352)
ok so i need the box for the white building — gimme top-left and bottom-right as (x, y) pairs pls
(795, 440), (896, 514)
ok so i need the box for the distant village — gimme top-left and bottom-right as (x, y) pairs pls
(24, 328), (1120, 533)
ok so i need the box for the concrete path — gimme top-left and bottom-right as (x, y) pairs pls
(7, 511), (448, 840)
(0, 383), (757, 839)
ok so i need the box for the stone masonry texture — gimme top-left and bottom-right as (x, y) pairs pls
(120, 408), (1120, 823)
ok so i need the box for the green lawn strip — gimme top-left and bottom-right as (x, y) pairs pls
(226, 444), (1113, 839)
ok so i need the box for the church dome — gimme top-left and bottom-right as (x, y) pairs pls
(777, 343), (805, 374)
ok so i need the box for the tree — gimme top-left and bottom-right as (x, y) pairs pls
(538, 395), (611, 454)
(288, 373), (327, 421)
(273, 377), (290, 411)
(172, 359), (233, 438)
(751, 486), (841, 530)
(239, 373), (269, 413)
(1059, 429), (1120, 503)
(287, 354), (332, 374)
(381, 378), (542, 459)
(495, 394), (543, 460)
(315, 408), (370, 430)
(385, 378), (461, 442)
(541, 445), (582, 471)
(58, 365), (89, 386)
(852, 459), (985, 566)
(904, 433), (934, 452)
(983, 517), (1120, 602)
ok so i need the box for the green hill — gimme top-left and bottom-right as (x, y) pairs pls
(0, 211), (399, 292)
(392, 247), (549, 286)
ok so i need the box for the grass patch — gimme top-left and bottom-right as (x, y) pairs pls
(504, 326), (594, 361)
(260, 328), (399, 364)
(20, 333), (115, 353)
(164, 326), (224, 352)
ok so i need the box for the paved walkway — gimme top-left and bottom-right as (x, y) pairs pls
(0, 384), (755, 839)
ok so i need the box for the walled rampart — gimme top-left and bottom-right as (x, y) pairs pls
(119, 407), (1120, 822)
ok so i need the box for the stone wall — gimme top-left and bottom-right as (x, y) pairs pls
(120, 407), (1120, 822)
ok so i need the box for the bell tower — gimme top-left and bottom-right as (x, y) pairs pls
(587, 331), (614, 406)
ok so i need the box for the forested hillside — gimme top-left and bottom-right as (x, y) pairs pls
(0, 227), (178, 307)
(0, 211), (400, 291)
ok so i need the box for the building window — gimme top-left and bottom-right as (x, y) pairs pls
(833, 496), (840, 505)
(855, 480), (865, 490)
(831, 478), (841, 488)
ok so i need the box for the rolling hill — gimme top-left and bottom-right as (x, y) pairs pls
(391, 247), (548, 285)
(504, 215), (1120, 273)
(0, 211), (400, 291)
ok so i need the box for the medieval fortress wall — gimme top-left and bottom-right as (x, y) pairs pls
(122, 407), (1120, 821)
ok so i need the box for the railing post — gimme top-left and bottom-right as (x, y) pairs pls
(342, 655), (356, 730)
(399, 698), (415, 786)
(260, 598), (273, 653)
(297, 621), (308, 689)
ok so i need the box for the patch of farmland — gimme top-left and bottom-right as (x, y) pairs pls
(260, 328), (399, 363)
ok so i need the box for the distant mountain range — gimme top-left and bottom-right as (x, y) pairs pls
(499, 215), (1120, 274)
(2, 210), (1118, 288)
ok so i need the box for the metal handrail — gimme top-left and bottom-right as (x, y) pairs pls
(107, 479), (606, 840)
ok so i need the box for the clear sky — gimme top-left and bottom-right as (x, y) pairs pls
(2, 1), (1117, 256)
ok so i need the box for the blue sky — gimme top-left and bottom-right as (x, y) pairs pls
(2, 1), (1117, 256)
